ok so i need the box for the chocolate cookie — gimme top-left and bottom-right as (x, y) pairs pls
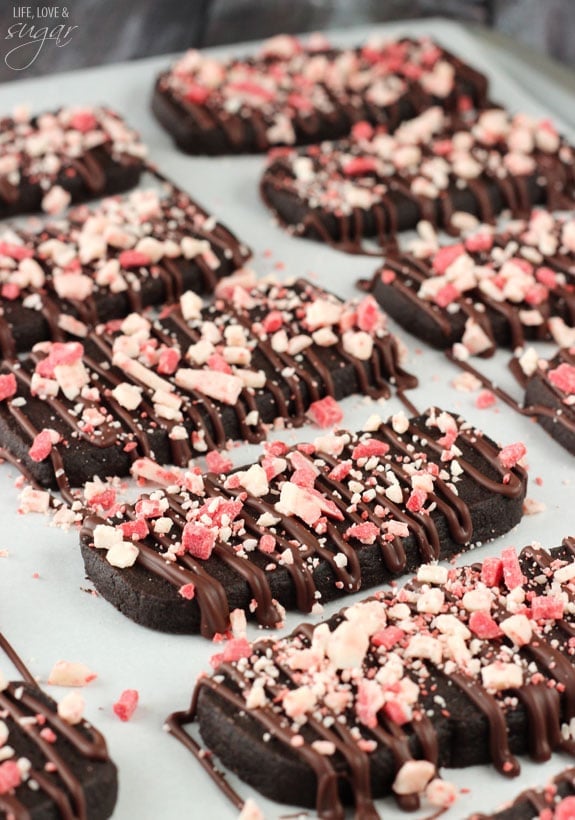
(261, 109), (574, 251)
(522, 348), (575, 455)
(0, 106), (146, 219)
(0, 634), (117, 819)
(0, 182), (250, 357)
(167, 538), (575, 817)
(152, 34), (488, 155)
(0, 278), (414, 496)
(80, 407), (527, 637)
(469, 767), (575, 819)
(368, 211), (575, 356)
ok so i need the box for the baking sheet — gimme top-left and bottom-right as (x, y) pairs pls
(0, 17), (574, 819)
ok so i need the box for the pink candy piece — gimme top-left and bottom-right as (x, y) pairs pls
(372, 625), (404, 650)
(434, 283), (460, 308)
(113, 689), (139, 722)
(308, 396), (343, 428)
(0, 373), (17, 402)
(179, 583), (196, 600)
(531, 595), (564, 620)
(406, 489), (427, 513)
(432, 243), (465, 275)
(498, 442), (526, 469)
(69, 110), (98, 132)
(119, 250), (152, 268)
(481, 556), (503, 587)
(501, 547), (526, 591)
(210, 637), (252, 669)
(0, 241), (33, 260)
(120, 518), (149, 541)
(468, 610), (502, 640)
(157, 347), (180, 375)
(548, 363), (575, 395)
(342, 157), (378, 177)
(352, 439), (389, 460)
(356, 295), (380, 332)
(182, 522), (216, 560)
(475, 389), (496, 409)
(555, 796), (575, 820)
(0, 760), (21, 795)
(29, 429), (54, 463)
(205, 450), (234, 474)
(345, 522), (379, 544)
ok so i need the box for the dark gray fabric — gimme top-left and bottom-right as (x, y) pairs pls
(0, 0), (572, 84)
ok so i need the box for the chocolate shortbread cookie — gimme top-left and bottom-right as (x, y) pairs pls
(152, 34), (488, 155)
(0, 279), (415, 495)
(0, 634), (117, 819)
(0, 182), (250, 357)
(167, 538), (575, 817)
(368, 211), (575, 356)
(80, 407), (527, 637)
(261, 109), (574, 251)
(0, 106), (146, 219)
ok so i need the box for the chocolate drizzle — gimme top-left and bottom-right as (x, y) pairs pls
(0, 176), (250, 358)
(368, 212), (575, 353)
(166, 540), (575, 819)
(80, 407), (526, 638)
(262, 110), (575, 254)
(0, 633), (113, 819)
(1, 279), (415, 493)
(154, 37), (488, 156)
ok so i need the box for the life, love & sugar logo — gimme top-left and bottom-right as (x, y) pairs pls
(4, 4), (78, 70)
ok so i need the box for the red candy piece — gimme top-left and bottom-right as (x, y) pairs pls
(29, 429), (53, 463)
(205, 450), (234, 474)
(179, 583), (196, 600)
(475, 390), (496, 409)
(356, 295), (380, 332)
(469, 610), (503, 639)
(157, 347), (180, 375)
(259, 534), (276, 554)
(531, 595), (564, 620)
(227, 81), (274, 101)
(535, 266), (557, 288)
(342, 157), (378, 177)
(182, 522), (216, 560)
(382, 700), (410, 726)
(406, 489), (427, 513)
(351, 121), (374, 141)
(70, 111), (98, 132)
(1, 283), (20, 300)
(372, 626), (404, 650)
(555, 796), (575, 820)
(134, 498), (165, 519)
(481, 556), (503, 587)
(0, 373), (17, 402)
(262, 310), (283, 333)
(498, 442), (526, 469)
(464, 232), (494, 253)
(0, 760), (21, 794)
(434, 283), (460, 308)
(119, 250), (152, 268)
(328, 461), (352, 482)
(432, 243), (465, 275)
(345, 521), (379, 544)
(0, 241), (33, 260)
(184, 84), (210, 105)
(206, 353), (232, 374)
(113, 689), (139, 722)
(500, 547), (526, 591)
(120, 517), (149, 541)
(548, 363), (575, 396)
(87, 488), (116, 511)
(380, 268), (396, 285)
(210, 637), (252, 668)
(352, 439), (390, 460)
(308, 396), (343, 428)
